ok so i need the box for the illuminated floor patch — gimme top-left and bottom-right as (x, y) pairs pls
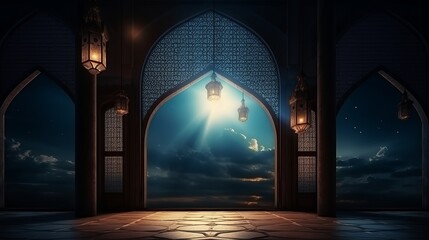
(0, 211), (428, 239)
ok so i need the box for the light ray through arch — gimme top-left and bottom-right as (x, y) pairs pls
(145, 73), (277, 208)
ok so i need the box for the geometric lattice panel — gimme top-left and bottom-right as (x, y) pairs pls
(142, 11), (279, 118)
(298, 156), (316, 193)
(104, 108), (123, 152)
(104, 156), (123, 193)
(298, 110), (316, 152)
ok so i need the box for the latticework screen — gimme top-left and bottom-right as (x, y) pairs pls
(298, 156), (316, 193)
(297, 110), (316, 193)
(298, 110), (316, 152)
(104, 156), (123, 193)
(142, 11), (279, 118)
(104, 108), (123, 152)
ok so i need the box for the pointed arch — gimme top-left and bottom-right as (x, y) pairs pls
(144, 71), (277, 208)
(377, 70), (429, 209)
(140, 10), (280, 119)
(140, 10), (281, 209)
(336, 69), (428, 209)
(0, 70), (75, 209)
(336, 12), (429, 106)
(0, 11), (76, 99)
(337, 68), (428, 127)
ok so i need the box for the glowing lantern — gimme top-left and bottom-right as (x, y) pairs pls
(81, 0), (108, 75)
(115, 90), (129, 116)
(398, 91), (413, 120)
(205, 72), (223, 101)
(238, 93), (249, 122)
(289, 72), (311, 133)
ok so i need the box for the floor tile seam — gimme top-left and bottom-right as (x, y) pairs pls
(334, 221), (371, 232)
(54, 213), (153, 232)
(201, 229), (257, 238)
(114, 212), (160, 231)
(264, 211), (304, 227)
(55, 220), (100, 231)
(67, 212), (135, 228)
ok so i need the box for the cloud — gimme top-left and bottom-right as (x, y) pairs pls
(18, 150), (32, 160)
(240, 177), (269, 182)
(10, 139), (21, 151)
(369, 146), (388, 161)
(4, 138), (75, 209)
(337, 146), (421, 209)
(391, 168), (421, 178)
(147, 128), (275, 208)
(4, 139), (74, 189)
(376, 146), (388, 157)
(337, 175), (421, 209)
(248, 138), (258, 152)
(148, 166), (169, 178)
(225, 128), (236, 133)
(210, 130), (253, 159)
(225, 128), (247, 140)
(221, 128), (273, 153)
(336, 156), (409, 179)
(34, 155), (58, 165)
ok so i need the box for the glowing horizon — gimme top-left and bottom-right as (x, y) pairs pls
(146, 71), (276, 208)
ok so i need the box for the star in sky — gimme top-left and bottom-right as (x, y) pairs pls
(336, 73), (422, 209)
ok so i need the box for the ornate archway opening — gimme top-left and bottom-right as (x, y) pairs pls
(336, 71), (425, 209)
(0, 71), (75, 209)
(144, 72), (277, 209)
(140, 10), (281, 209)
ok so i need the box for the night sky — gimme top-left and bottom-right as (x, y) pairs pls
(5, 74), (75, 209)
(147, 72), (276, 208)
(4, 72), (423, 210)
(336, 73), (422, 209)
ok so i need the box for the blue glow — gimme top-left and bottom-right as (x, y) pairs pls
(147, 73), (275, 208)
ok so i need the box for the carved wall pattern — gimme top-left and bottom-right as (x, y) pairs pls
(141, 11), (279, 117)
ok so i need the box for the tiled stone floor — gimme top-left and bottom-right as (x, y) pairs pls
(0, 211), (428, 239)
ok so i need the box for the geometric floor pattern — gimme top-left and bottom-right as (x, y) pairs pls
(1, 211), (428, 239)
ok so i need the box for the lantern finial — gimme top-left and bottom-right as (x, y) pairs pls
(84, 0), (102, 30)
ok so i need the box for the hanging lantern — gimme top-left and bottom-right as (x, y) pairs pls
(238, 93), (249, 122)
(115, 90), (129, 116)
(289, 72), (311, 133)
(398, 91), (413, 120)
(81, 0), (108, 75)
(205, 72), (223, 101)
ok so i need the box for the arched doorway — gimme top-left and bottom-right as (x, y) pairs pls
(336, 70), (426, 209)
(145, 72), (276, 208)
(0, 71), (75, 209)
(140, 10), (281, 208)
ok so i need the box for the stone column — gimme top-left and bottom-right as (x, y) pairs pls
(317, 0), (336, 217)
(75, 72), (97, 217)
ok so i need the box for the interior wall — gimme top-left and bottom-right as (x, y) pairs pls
(0, 11), (76, 209)
(0, 0), (429, 211)
(336, 11), (429, 209)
